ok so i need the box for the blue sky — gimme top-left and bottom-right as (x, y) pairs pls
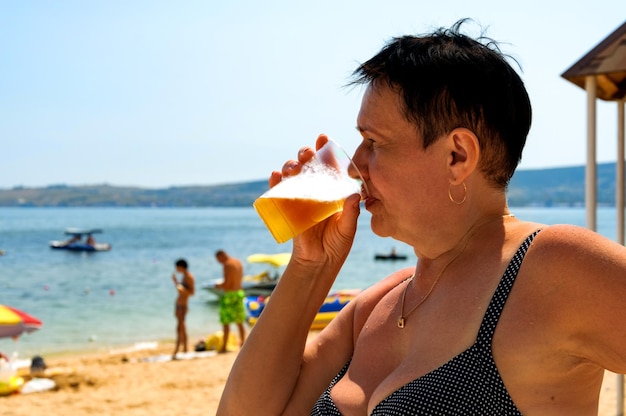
(1, 1), (625, 189)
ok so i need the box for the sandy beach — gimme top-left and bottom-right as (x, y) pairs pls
(1, 341), (237, 416)
(1, 339), (624, 415)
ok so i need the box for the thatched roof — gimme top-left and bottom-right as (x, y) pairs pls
(561, 21), (626, 101)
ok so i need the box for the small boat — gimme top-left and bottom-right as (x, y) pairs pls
(49, 228), (112, 252)
(203, 252), (290, 298)
(374, 249), (407, 261)
(245, 289), (361, 330)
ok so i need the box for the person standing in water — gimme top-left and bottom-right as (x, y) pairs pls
(171, 258), (195, 359)
(214, 250), (246, 353)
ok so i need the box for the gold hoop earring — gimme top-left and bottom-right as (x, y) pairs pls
(448, 182), (467, 205)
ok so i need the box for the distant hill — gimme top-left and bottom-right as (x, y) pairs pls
(507, 162), (617, 207)
(0, 181), (269, 207)
(0, 162), (620, 207)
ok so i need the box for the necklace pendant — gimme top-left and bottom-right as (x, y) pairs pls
(397, 317), (405, 328)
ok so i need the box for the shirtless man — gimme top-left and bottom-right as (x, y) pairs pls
(171, 258), (195, 359)
(214, 250), (246, 353)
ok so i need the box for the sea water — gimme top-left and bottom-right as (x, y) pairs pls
(0, 206), (620, 357)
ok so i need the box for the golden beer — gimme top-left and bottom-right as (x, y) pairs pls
(253, 196), (346, 244)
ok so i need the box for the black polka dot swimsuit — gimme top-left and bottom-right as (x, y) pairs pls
(311, 231), (539, 415)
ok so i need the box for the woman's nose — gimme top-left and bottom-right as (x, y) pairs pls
(348, 145), (369, 196)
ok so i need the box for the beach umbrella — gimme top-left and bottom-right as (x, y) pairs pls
(0, 305), (43, 339)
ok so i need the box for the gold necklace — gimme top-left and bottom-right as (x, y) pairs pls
(397, 213), (514, 329)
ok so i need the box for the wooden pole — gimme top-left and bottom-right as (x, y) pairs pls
(585, 75), (597, 231)
(617, 98), (625, 416)
(618, 99), (625, 245)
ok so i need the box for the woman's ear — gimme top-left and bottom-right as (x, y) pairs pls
(446, 128), (480, 185)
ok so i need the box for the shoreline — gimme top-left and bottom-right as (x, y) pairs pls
(2, 338), (624, 415)
(0, 322), (219, 359)
(4, 326), (224, 366)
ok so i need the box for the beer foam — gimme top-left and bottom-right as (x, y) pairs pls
(263, 165), (360, 201)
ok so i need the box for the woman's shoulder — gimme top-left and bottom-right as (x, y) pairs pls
(528, 223), (623, 256)
(519, 222), (626, 286)
(359, 267), (414, 297)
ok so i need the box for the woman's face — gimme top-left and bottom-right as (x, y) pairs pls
(352, 83), (449, 245)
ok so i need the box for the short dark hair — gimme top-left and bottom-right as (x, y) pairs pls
(175, 259), (188, 269)
(350, 19), (532, 188)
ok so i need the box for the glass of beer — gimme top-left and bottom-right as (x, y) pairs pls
(253, 138), (367, 244)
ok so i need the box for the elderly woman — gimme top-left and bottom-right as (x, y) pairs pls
(218, 21), (626, 415)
